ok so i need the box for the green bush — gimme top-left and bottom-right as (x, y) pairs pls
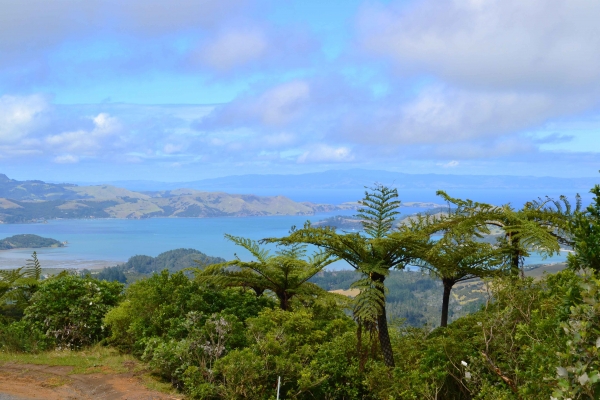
(380, 270), (583, 399)
(23, 273), (123, 349)
(104, 270), (275, 354)
(211, 307), (356, 399)
(0, 320), (53, 352)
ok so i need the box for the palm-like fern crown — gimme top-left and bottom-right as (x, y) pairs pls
(568, 184), (600, 272)
(356, 184), (401, 238)
(415, 233), (503, 282)
(435, 190), (569, 259)
(0, 251), (42, 306)
(195, 234), (336, 307)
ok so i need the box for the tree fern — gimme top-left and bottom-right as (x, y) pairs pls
(265, 184), (423, 367)
(195, 234), (336, 310)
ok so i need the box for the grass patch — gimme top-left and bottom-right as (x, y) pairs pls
(0, 345), (132, 374)
(140, 373), (182, 395)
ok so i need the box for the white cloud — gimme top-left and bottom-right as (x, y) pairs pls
(0, 0), (246, 53)
(297, 144), (354, 163)
(341, 86), (591, 146)
(200, 28), (268, 71)
(0, 94), (48, 143)
(258, 81), (310, 126)
(359, 0), (600, 92)
(439, 160), (459, 168)
(46, 113), (121, 153)
(262, 132), (296, 149)
(197, 80), (311, 129)
(53, 154), (80, 164)
(163, 143), (184, 154)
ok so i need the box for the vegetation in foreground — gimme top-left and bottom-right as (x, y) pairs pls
(0, 181), (599, 399)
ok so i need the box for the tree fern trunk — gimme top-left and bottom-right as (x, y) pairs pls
(377, 304), (395, 367)
(441, 278), (453, 327)
(508, 233), (522, 277)
(371, 272), (395, 367)
(278, 291), (289, 310)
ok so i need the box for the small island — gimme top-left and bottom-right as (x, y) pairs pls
(0, 234), (64, 250)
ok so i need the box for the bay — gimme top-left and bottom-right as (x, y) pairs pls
(0, 206), (567, 271)
(0, 210), (357, 270)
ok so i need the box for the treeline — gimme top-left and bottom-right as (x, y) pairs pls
(0, 182), (599, 399)
(310, 270), (483, 327)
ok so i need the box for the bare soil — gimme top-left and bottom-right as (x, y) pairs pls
(0, 362), (182, 400)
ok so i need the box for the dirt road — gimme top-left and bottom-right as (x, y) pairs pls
(0, 362), (182, 400)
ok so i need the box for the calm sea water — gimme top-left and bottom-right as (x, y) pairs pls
(0, 210), (358, 270)
(0, 204), (568, 270)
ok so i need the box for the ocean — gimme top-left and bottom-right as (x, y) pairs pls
(0, 204), (568, 271)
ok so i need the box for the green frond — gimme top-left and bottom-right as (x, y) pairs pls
(224, 234), (270, 262)
(22, 251), (42, 280)
(351, 275), (387, 324)
(356, 184), (401, 238)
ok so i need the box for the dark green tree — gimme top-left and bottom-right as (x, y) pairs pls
(196, 234), (336, 311)
(269, 185), (425, 367)
(436, 191), (570, 277)
(413, 233), (502, 327)
(567, 184), (600, 273)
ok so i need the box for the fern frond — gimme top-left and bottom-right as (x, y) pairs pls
(224, 234), (270, 262)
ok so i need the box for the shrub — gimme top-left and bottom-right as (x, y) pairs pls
(0, 320), (53, 352)
(23, 273), (123, 349)
(104, 270), (275, 354)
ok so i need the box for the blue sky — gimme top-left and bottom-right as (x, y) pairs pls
(1, 0), (599, 182)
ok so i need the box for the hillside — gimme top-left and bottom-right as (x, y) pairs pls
(0, 174), (345, 223)
(86, 248), (226, 283)
(0, 234), (64, 250)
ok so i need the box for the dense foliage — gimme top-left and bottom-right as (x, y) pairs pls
(1, 182), (600, 399)
(84, 248), (227, 283)
(119, 248), (226, 274)
(568, 184), (600, 273)
(24, 274), (123, 349)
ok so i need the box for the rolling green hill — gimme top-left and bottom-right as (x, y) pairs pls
(85, 248), (226, 283)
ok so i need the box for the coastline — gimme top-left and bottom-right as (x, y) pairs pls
(0, 247), (123, 270)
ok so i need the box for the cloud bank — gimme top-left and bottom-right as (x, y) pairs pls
(0, 0), (599, 180)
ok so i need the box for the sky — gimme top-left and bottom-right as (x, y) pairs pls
(1, 0), (600, 182)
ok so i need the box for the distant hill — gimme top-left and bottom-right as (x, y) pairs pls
(0, 234), (64, 250)
(0, 174), (346, 223)
(88, 248), (226, 283)
(84, 169), (598, 206)
(0, 174), (82, 201)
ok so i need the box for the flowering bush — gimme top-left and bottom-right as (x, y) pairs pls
(23, 273), (123, 349)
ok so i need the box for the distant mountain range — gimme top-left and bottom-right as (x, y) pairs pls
(0, 174), (347, 223)
(88, 169), (599, 192)
(73, 169), (599, 206)
(3, 170), (598, 223)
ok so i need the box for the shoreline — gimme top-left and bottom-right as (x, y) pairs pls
(0, 247), (123, 270)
